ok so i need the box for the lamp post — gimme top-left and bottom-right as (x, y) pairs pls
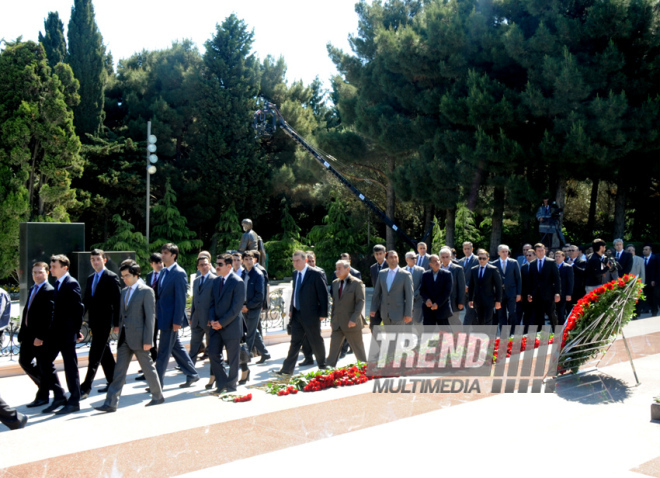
(146, 121), (158, 248)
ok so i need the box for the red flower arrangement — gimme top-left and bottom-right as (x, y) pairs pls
(264, 363), (373, 395)
(559, 273), (643, 373)
(220, 393), (252, 403)
(492, 333), (554, 362)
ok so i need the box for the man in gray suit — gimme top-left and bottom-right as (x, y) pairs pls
(416, 242), (431, 270)
(189, 256), (215, 366)
(370, 251), (414, 325)
(404, 251), (425, 324)
(327, 260), (367, 366)
(95, 261), (164, 412)
(439, 247), (465, 326)
(491, 244), (522, 331)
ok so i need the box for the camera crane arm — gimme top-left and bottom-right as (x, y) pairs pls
(253, 101), (419, 249)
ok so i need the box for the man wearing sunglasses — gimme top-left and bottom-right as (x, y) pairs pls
(467, 249), (502, 326)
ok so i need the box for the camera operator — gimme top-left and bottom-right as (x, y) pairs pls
(585, 239), (620, 293)
(536, 197), (566, 248)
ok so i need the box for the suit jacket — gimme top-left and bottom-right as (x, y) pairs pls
(242, 267), (264, 310)
(416, 255), (431, 271)
(557, 262), (574, 300)
(643, 255), (657, 285)
(51, 274), (85, 339)
(490, 258), (522, 298)
(419, 269), (453, 320)
(18, 282), (54, 343)
(330, 267), (362, 292)
(585, 253), (609, 287)
(145, 270), (162, 297)
(156, 263), (188, 330)
(528, 258), (561, 301)
(445, 263), (466, 312)
(370, 268), (414, 321)
(290, 266), (329, 320)
(370, 261), (387, 287)
(630, 255), (645, 283)
(84, 269), (121, 329)
(209, 272), (246, 340)
(521, 263), (531, 299)
(119, 282), (156, 350)
(404, 265), (426, 306)
(331, 275), (365, 331)
(459, 255), (479, 289)
(468, 264), (502, 305)
(190, 272), (216, 329)
(255, 263), (270, 309)
(571, 256), (586, 295)
(614, 250), (633, 275)
(516, 255), (528, 268)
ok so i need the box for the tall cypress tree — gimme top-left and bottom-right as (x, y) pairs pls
(38, 12), (67, 68)
(67, 0), (106, 139)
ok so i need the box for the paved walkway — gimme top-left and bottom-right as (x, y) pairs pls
(1, 314), (660, 477)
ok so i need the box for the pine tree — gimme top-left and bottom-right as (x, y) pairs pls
(67, 0), (106, 139)
(38, 12), (67, 68)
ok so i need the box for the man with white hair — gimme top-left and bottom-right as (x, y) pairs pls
(613, 238), (633, 275)
(491, 244), (522, 332)
(439, 247), (465, 326)
(404, 251), (426, 324)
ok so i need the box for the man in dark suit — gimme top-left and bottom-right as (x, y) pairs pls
(439, 247), (465, 326)
(468, 249), (502, 326)
(491, 244), (522, 332)
(18, 262), (55, 408)
(80, 249), (121, 399)
(370, 251), (414, 325)
(568, 246), (586, 304)
(369, 245), (387, 330)
(416, 242), (431, 270)
(404, 251), (426, 324)
(300, 251), (327, 365)
(241, 251), (268, 363)
(277, 250), (329, 375)
(95, 261), (164, 412)
(41, 255), (85, 415)
(554, 250), (574, 324)
(642, 245), (658, 315)
(327, 260), (367, 366)
(459, 242), (479, 325)
(420, 255), (453, 326)
(208, 254), (246, 393)
(252, 251), (271, 363)
(189, 256), (215, 366)
(613, 238), (633, 275)
(0, 394), (27, 430)
(528, 243), (561, 327)
(585, 238), (611, 293)
(519, 250), (535, 328)
(155, 243), (199, 388)
(143, 253), (163, 366)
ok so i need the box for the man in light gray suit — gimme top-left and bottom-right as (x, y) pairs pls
(440, 247), (465, 326)
(491, 244), (522, 331)
(189, 256), (216, 366)
(404, 251), (425, 324)
(370, 251), (414, 325)
(95, 261), (164, 412)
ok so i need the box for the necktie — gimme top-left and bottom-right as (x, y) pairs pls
(538, 260), (543, 272)
(646, 257), (649, 266)
(55, 280), (60, 293)
(199, 275), (204, 292)
(294, 272), (302, 309)
(92, 272), (101, 296)
(159, 268), (168, 288)
(151, 272), (158, 288)
(617, 251), (621, 260)
(218, 276), (225, 295)
(339, 280), (344, 299)
(479, 267), (484, 279)
(502, 260), (506, 275)
(124, 286), (132, 310)
(417, 256), (422, 266)
(387, 270), (395, 291)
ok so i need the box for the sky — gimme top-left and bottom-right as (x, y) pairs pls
(1, 0), (363, 87)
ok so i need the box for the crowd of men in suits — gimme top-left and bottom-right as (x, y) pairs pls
(2, 233), (656, 429)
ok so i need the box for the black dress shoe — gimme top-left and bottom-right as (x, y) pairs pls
(179, 376), (200, 388)
(146, 397), (165, 407)
(98, 385), (109, 393)
(238, 370), (251, 385)
(273, 370), (290, 377)
(26, 399), (49, 408)
(55, 404), (80, 415)
(256, 354), (271, 364)
(318, 365), (329, 370)
(42, 398), (67, 413)
(94, 404), (117, 413)
(299, 359), (314, 366)
(135, 374), (146, 381)
(6, 413), (28, 430)
(339, 352), (347, 359)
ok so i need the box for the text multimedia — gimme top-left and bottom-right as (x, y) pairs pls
(372, 378), (482, 394)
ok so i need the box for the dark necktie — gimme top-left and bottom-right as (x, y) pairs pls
(538, 260), (543, 272)
(339, 280), (344, 299)
(294, 272), (302, 309)
(199, 275), (204, 292)
(55, 280), (60, 293)
(151, 272), (158, 288)
(92, 272), (101, 296)
(479, 267), (484, 279)
(124, 287), (132, 310)
(646, 257), (649, 266)
(218, 276), (225, 295)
